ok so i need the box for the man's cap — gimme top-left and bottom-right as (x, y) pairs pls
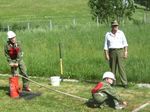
(111, 20), (119, 26)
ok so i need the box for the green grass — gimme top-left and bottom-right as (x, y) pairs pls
(0, 0), (90, 21)
(0, 24), (150, 83)
(0, 0), (150, 82)
(0, 1), (149, 112)
(0, 76), (150, 112)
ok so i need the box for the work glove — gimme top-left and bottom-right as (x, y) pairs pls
(120, 101), (127, 107)
(122, 101), (127, 106)
(9, 63), (18, 67)
(14, 63), (18, 67)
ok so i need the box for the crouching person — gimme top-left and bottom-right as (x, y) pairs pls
(89, 71), (127, 110)
(4, 31), (31, 92)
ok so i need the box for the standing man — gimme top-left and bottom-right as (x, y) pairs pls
(104, 20), (128, 88)
(4, 31), (31, 91)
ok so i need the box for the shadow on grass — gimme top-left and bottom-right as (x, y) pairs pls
(19, 91), (42, 100)
(0, 86), (41, 100)
(85, 98), (115, 109)
(85, 98), (100, 108)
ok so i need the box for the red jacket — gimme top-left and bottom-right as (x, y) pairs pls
(91, 82), (103, 93)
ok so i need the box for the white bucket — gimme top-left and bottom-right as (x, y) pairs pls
(50, 76), (61, 86)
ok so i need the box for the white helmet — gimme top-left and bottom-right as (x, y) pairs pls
(102, 71), (116, 80)
(7, 31), (16, 39)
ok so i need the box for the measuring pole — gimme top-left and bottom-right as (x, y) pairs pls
(59, 42), (63, 75)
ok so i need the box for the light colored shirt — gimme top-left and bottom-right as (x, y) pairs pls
(104, 30), (128, 50)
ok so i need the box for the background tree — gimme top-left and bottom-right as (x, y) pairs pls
(88, 0), (135, 23)
(134, 0), (150, 10)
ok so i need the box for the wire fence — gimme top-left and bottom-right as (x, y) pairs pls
(0, 16), (97, 31)
(0, 13), (150, 32)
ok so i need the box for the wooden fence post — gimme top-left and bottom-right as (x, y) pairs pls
(73, 18), (76, 26)
(49, 20), (52, 30)
(27, 22), (30, 30)
(96, 16), (99, 27)
(7, 25), (10, 31)
(143, 12), (147, 23)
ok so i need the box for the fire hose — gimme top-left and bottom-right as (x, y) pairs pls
(17, 74), (88, 102)
(132, 101), (150, 112)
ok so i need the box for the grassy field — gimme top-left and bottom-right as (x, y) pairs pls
(0, 0), (150, 83)
(0, 0), (90, 20)
(0, 76), (150, 112)
(0, 1), (149, 112)
(0, 23), (150, 83)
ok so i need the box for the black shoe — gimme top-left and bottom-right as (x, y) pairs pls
(85, 98), (99, 108)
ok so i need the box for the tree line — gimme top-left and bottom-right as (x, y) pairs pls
(88, 0), (150, 24)
(135, 0), (150, 10)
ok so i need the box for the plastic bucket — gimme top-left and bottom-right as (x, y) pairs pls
(9, 76), (20, 98)
(50, 76), (61, 86)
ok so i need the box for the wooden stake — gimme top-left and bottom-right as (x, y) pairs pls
(59, 43), (63, 75)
